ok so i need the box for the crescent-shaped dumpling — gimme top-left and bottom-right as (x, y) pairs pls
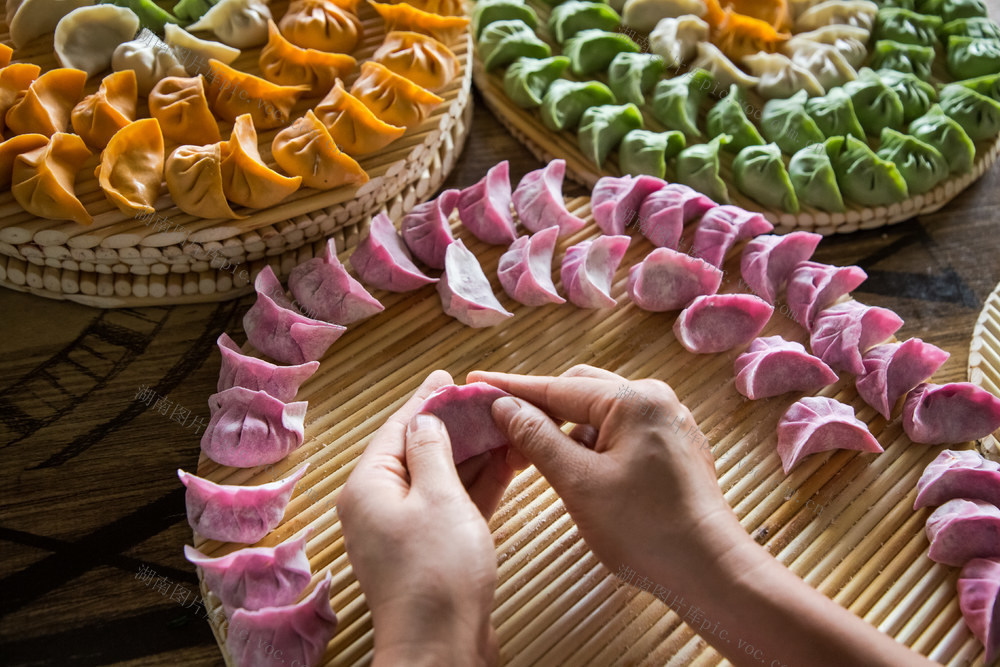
(776, 396), (882, 473)
(498, 226), (565, 306)
(733, 335), (837, 400)
(95, 117), (164, 217)
(71, 70), (138, 150)
(271, 110), (368, 191)
(673, 293), (773, 354)
(958, 558), (1000, 664)
(925, 499), (1000, 567)
(419, 383), (512, 463)
(785, 260), (867, 331)
(350, 212), (438, 292)
(511, 159), (586, 236)
(627, 246), (722, 312)
(914, 450), (1000, 511)
(200, 386), (309, 468)
(221, 114), (302, 208)
(560, 235), (630, 309)
(11, 132), (92, 225)
(216, 332), (319, 401)
(637, 183), (715, 249)
(903, 383), (1000, 445)
(808, 301), (903, 375)
(438, 239), (513, 327)
(855, 338), (949, 419)
(456, 160), (518, 246)
(591, 173), (665, 236)
(288, 238), (385, 325)
(739, 231), (822, 304)
(691, 205), (773, 268)
(5, 67), (87, 137)
(400, 189), (459, 269)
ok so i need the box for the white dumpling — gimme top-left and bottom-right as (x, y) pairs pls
(624, 0), (706, 33)
(788, 42), (857, 90)
(743, 52), (825, 99)
(690, 42), (760, 90)
(163, 23), (240, 70)
(795, 0), (878, 32)
(785, 25), (870, 68)
(186, 0), (272, 48)
(649, 14), (709, 68)
(54, 5), (139, 78)
(789, 0), (825, 18)
(112, 29), (188, 96)
(9, 0), (92, 49)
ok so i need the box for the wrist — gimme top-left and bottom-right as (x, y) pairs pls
(371, 594), (493, 667)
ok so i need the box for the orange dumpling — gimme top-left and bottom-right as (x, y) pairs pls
(149, 75), (220, 147)
(392, 0), (464, 17)
(313, 79), (405, 155)
(5, 67), (87, 137)
(726, 0), (791, 31)
(0, 44), (12, 68)
(278, 0), (363, 53)
(165, 143), (243, 219)
(220, 114), (302, 209)
(95, 118), (164, 217)
(0, 133), (48, 188)
(372, 31), (459, 92)
(12, 132), (92, 225)
(205, 59), (310, 130)
(259, 21), (357, 96)
(368, 1), (469, 43)
(272, 110), (368, 190)
(713, 9), (789, 61)
(349, 61), (444, 129)
(0, 63), (41, 139)
(71, 70), (138, 150)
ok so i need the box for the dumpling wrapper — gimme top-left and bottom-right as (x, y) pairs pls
(914, 449), (1000, 510)
(903, 382), (1000, 445)
(221, 114), (302, 209)
(165, 143), (244, 220)
(511, 159), (586, 236)
(201, 386), (308, 468)
(627, 247), (722, 312)
(560, 235), (630, 309)
(54, 5), (140, 78)
(776, 396), (882, 473)
(5, 67), (87, 137)
(243, 266), (346, 364)
(0, 63), (42, 140)
(12, 132), (92, 225)
(288, 238), (384, 325)
(673, 293), (774, 354)
(958, 558), (1000, 664)
(438, 239), (513, 327)
(419, 382), (512, 464)
(739, 231), (822, 304)
(692, 205), (774, 268)
(925, 499), (1000, 567)
(808, 301), (903, 375)
(591, 173), (665, 236)
(226, 571), (338, 667)
(271, 110), (368, 191)
(149, 75), (222, 148)
(456, 160), (518, 246)
(95, 117), (164, 217)
(217, 332), (319, 402)
(350, 213), (438, 292)
(855, 339), (950, 419)
(498, 226), (565, 306)
(636, 183), (716, 249)
(179, 464), (307, 544)
(184, 531), (311, 613)
(785, 260), (867, 331)
(71, 70), (138, 150)
(734, 335), (838, 400)
(400, 189), (459, 269)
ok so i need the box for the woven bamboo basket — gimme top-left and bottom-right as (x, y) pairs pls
(970, 280), (1000, 456)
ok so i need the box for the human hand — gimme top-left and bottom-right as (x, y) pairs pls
(338, 370), (505, 667)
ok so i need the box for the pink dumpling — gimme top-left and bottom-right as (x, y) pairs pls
(855, 339), (950, 419)
(511, 159), (586, 236)
(201, 386), (307, 468)
(350, 213), (438, 292)
(226, 571), (338, 667)
(740, 232), (822, 304)
(184, 530), (312, 613)
(560, 235), (630, 309)
(179, 465), (307, 544)
(637, 183), (716, 249)
(734, 335), (838, 400)
(958, 558), (1000, 664)
(217, 333), (319, 403)
(627, 247), (722, 312)
(288, 239), (385, 325)
(438, 239), (513, 327)
(903, 382), (1000, 445)
(456, 160), (518, 245)
(673, 293), (774, 354)
(243, 267), (346, 365)
(497, 226), (565, 306)
(785, 261), (868, 331)
(925, 499), (1000, 567)
(419, 382), (512, 464)
(809, 301), (903, 375)
(914, 449), (1000, 510)
(591, 174), (665, 236)
(691, 205), (773, 268)
(400, 189), (460, 269)
(776, 396), (883, 473)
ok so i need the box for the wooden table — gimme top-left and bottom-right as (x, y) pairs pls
(1, 93), (999, 666)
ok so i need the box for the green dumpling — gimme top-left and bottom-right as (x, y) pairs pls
(805, 88), (866, 142)
(101, 0), (179, 32)
(478, 20), (552, 71)
(909, 103), (977, 173)
(947, 36), (1000, 79)
(876, 7), (942, 45)
(876, 127), (950, 195)
(675, 134), (732, 204)
(919, 0), (987, 21)
(472, 0), (539, 38)
(578, 103), (643, 167)
(824, 135), (909, 207)
(503, 56), (570, 108)
(607, 52), (665, 106)
(788, 143), (846, 213)
(650, 68), (713, 138)
(563, 29), (640, 76)
(548, 0), (621, 43)
(843, 68), (906, 136)
(870, 40), (936, 78)
(706, 84), (765, 153)
(540, 79), (616, 130)
(173, 0), (215, 22)
(618, 129), (685, 178)
(761, 90), (826, 155)
(939, 16), (1000, 40)
(732, 143), (799, 213)
(877, 69), (937, 123)
(954, 72), (1000, 102)
(938, 83), (1000, 141)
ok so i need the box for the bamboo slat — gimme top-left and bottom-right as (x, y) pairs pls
(970, 280), (1000, 456)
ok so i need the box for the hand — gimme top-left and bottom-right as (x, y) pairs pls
(338, 370), (506, 667)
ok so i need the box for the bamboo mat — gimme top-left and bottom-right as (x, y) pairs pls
(192, 195), (990, 665)
(970, 281), (1000, 457)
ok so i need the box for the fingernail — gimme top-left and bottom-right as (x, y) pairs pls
(408, 412), (445, 435)
(492, 396), (521, 419)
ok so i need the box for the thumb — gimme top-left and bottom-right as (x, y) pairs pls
(404, 413), (462, 493)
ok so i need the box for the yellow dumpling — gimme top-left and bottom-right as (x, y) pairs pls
(148, 75), (221, 147)
(95, 117), (165, 217)
(272, 110), (368, 190)
(259, 20), (357, 96)
(349, 61), (444, 129)
(5, 67), (87, 137)
(390, 0), (464, 17)
(279, 0), (363, 53)
(313, 79), (406, 155)
(165, 143), (243, 220)
(12, 132), (93, 225)
(0, 63), (41, 140)
(205, 59), (309, 130)
(372, 30), (459, 92)
(368, 1), (469, 43)
(220, 113), (302, 209)
(71, 70), (138, 150)
(0, 133), (48, 188)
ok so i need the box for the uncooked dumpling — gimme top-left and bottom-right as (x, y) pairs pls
(734, 336), (838, 400)
(148, 75), (220, 147)
(958, 558), (1000, 664)
(691, 205), (773, 268)
(511, 159), (586, 236)
(95, 117), (164, 216)
(9, 0), (91, 49)
(163, 23), (241, 70)
(54, 5), (140, 78)
(925, 499), (1000, 567)
(673, 293), (773, 354)
(624, 0), (705, 32)
(186, 0), (272, 48)
(200, 386), (309, 467)
(71, 70), (138, 149)
(271, 110), (368, 190)
(438, 239), (514, 327)
(498, 226), (565, 306)
(627, 247), (722, 312)
(739, 232), (822, 304)
(457, 160), (518, 246)
(165, 143), (243, 219)
(785, 261), (867, 330)
(288, 238), (385, 325)
(419, 382), (512, 463)
(591, 173), (665, 235)
(808, 301), (903, 374)
(216, 332), (319, 402)
(11, 132), (92, 225)
(0, 63), (41, 140)
(649, 14), (710, 68)
(903, 383), (1000, 445)
(560, 235), (630, 308)
(776, 396), (882, 473)
(220, 114), (302, 208)
(400, 189), (460, 269)
(914, 449), (1000, 510)
(112, 29), (188, 96)
(637, 183), (715, 248)
(350, 213), (438, 292)
(855, 338), (949, 419)
(5, 68), (87, 137)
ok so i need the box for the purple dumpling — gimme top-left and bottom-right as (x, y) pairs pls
(201, 386), (307, 468)
(438, 239), (513, 327)
(809, 301), (903, 375)
(627, 247), (722, 312)
(350, 213), (438, 292)
(560, 235), (630, 308)
(903, 382), (1000, 445)
(497, 226), (565, 306)
(925, 499), (1000, 566)
(673, 293), (774, 354)
(958, 558), (1000, 664)
(691, 205), (773, 268)
(637, 183), (716, 249)
(456, 160), (518, 245)
(776, 396), (883, 473)
(740, 232), (822, 304)
(855, 339), (950, 419)
(400, 189), (460, 269)
(734, 336), (838, 400)
(785, 261), (867, 331)
(511, 159), (586, 236)
(288, 238), (385, 325)
(216, 333), (319, 403)
(591, 174), (665, 236)
(914, 449), (1000, 510)
(419, 382), (512, 464)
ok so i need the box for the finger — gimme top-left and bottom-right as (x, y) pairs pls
(468, 371), (620, 427)
(568, 423), (599, 448)
(404, 412), (463, 493)
(359, 370), (454, 464)
(459, 448), (515, 519)
(561, 364), (624, 383)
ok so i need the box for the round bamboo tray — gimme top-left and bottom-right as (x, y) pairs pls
(194, 195), (985, 666)
(0, 3), (473, 306)
(969, 280), (1000, 455)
